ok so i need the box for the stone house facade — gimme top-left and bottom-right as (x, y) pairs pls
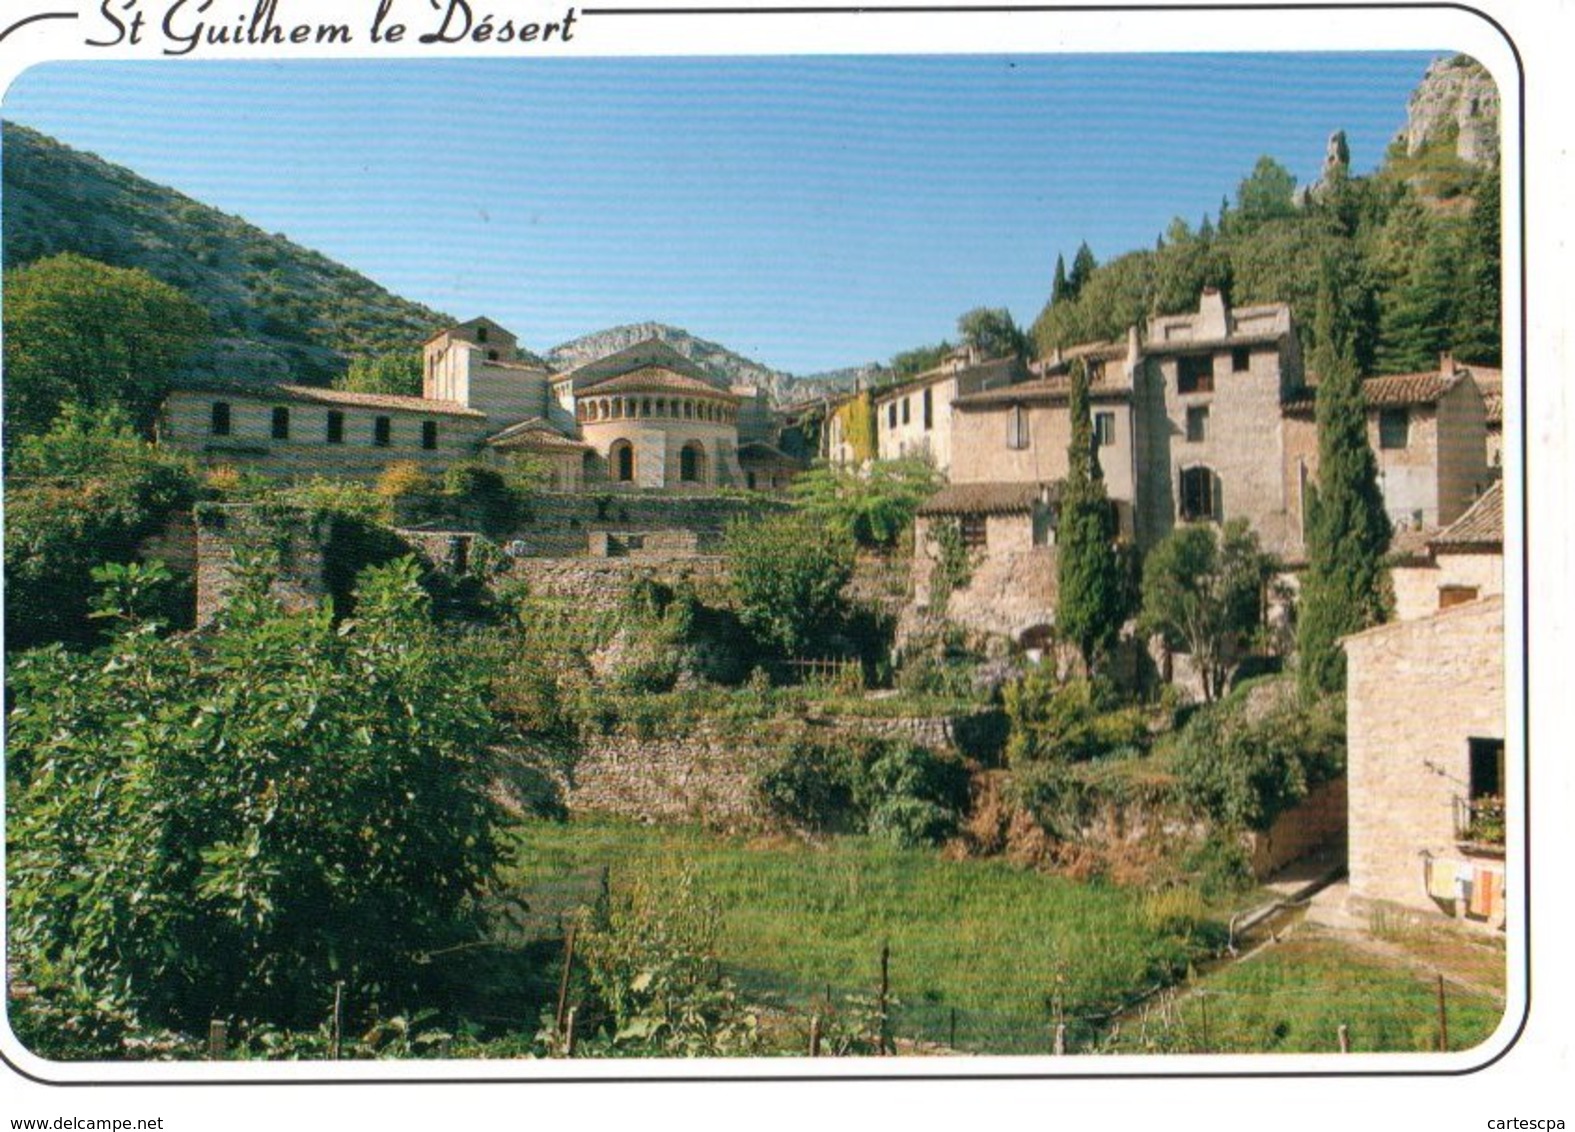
(871, 349), (1024, 473)
(1390, 481), (1503, 621)
(1343, 594), (1506, 927)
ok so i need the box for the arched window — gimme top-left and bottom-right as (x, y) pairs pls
(642, 398), (652, 417)
(611, 439), (635, 483)
(679, 441), (707, 484)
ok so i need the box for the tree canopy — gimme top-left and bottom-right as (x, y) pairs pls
(956, 307), (1031, 360)
(724, 511), (856, 658)
(338, 350), (424, 397)
(3, 253), (210, 441)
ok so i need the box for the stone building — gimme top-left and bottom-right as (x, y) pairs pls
(1343, 595), (1506, 927)
(1389, 480), (1503, 621)
(871, 348), (1025, 474)
(162, 317), (801, 494)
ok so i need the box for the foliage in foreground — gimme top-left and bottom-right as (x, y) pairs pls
(1002, 672), (1149, 766)
(724, 510), (856, 657)
(1173, 684), (1346, 833)
(6, 557), (504, 1042)
(788, 457), (940, 550)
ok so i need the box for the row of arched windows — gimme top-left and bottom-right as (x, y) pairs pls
(604, 439), (710, 484)
(576, 396), (735, 425)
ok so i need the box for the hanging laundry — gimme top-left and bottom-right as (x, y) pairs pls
(1470, 868), (1498, 918)
(1427, 857), (1459, 901)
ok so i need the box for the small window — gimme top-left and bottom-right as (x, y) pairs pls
(373, 417), (392, 447)
(487, 350), (499, 361)
(1179, 466), (1219, 521)
(1439, 584), (1480, 610)
(421, 421), (438, 451)
(326, 410), (345, 444)
(960, 515), (988, 549)
(888, 403), (897, 430)
(1232, 347), (1252, 373)
(1186, 405), (1209, 443)
(923, 388), (934, 431)
(1093, 412), (1116, 447)
(1379, 408), (1410, 449)
(1469, 738), (1505, 801)
(1177, 355), (1215, 394)
(210, 402), (232, 436)
(1006, 405), (1030, 450)
(901, 398), (911, 425)
(271, 406), (290, 440)
(476, 326), (488, 343)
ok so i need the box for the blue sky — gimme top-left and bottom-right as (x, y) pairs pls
(4, 53), (1441, 374)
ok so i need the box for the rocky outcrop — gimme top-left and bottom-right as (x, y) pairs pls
(1397, 54), (1500, 167)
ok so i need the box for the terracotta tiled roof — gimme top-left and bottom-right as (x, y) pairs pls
(1362, 371), (1459, 406)
(952, 375), (1130, 408)
(1430, 481), (1503, 551)
(1387, 524), (1442, 564)
(485, 418), (591, 452)
(578, 365), (738, 398)
(916, 480), (1062, 517)
(172, 380), (485, 418)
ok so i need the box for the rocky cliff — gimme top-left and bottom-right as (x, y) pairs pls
(1396, 54), (1500, 167)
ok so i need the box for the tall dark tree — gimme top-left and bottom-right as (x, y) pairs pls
(1068, 242), (1098, 300)
(1451, 164), (1503, 366)
(1297, 258), (1394, 697)
(1051, 254), (1070, 305)
(1376, 223), (1457, 374)
(1055, 359), (1130, 670)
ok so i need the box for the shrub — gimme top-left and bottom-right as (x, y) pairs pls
(1173, 687), (1345, 832)
(787, 458), (941, 550)
(1003, 671), (1148, 765)
(724, 511), (855, 657)
(442, 462), (523, 534)
(377, 460), (438, 500)
(753, 741), (857, 831)
(6, 556), (503, 1036)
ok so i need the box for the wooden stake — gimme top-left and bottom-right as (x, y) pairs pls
(555, 922), (578, 1033)
(331, 981), (344, 1061)
(949, 1007), (957, 1050)
(207, 1020), (227, 1061)
(1338, 1024), (1350, 1054)
(809, 1015), (822, 1058)
(1053, 1022), (1067, 1056)
(1199, 992), (1209, 1053)
(565, 1007), (577, 1058)
(1436, 975), (1449, 1052)
(877, 940), (891, 1056)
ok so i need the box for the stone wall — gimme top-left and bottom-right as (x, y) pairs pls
(507, 555), (732, 610)
(1344, 595), (1505, 921)
(194, 504), (333, 624)
(1247, 776), (1348, 879)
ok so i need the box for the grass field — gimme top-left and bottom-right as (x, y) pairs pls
(503, 816), (1225, 1053)
(1123, 924), (1508, 1055)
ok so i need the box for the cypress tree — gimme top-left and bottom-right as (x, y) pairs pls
(1055, 358), (1128, 670)
(1451, 164), (1502, 366)
(1052, 254), (1070, 306)
(1297, 257), (1394, 697)
(1376, 223), (1456, 373)
(1068, 242), (1098, 301)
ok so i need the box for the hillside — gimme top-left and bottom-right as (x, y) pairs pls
(2, 121), (452, 387)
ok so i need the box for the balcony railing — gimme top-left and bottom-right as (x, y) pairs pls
(1454, 795), (1505, 847)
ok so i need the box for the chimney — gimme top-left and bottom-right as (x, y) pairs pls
(1198, 288), (1229, 340)
(1439, 350), (1457, 377)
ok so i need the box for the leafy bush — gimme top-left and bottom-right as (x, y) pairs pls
(724, 511), (855, 658)
(788, 458), (941, 550)
(1003, 671), (1148, 765)
(1173, 687), (1345, 832)
(442, 461), (524, 535)
(377, 460), (438, 500)
(4, 405), (200, 649)
(753, 737), (969, 846)
(6, 556), (503, 1036)
(572, 865), (759, 1057)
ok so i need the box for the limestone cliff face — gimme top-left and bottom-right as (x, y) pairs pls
(1398, 54), (1500, 167)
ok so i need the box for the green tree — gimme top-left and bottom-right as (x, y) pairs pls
(889, 341), (952, 382)
(3, 253), (210, 440)
(724, 511), (855, 657)
(788, 457), (940, 549)
(956, 306), (1030, 360)
(1051, 253), (1071, 305)
(1068, 241), (1098, 299)
(1234, 156), (1299, 229)
(4, 405), (200, 649)
(1055, 359), (1132, 670)
(1376, 222), (1457, 373)
(6, 556), (503, 1036)
(1297, 259), (1394, 697)
(338, 350), (424, 397)
(1140, 519), (1278, 702)
(1450, 164), (1502, 366)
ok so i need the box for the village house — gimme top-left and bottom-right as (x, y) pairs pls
(870, 346), (1026, 474)
(160, 317), (802, 495)
(1343, 483), (1506, 929)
